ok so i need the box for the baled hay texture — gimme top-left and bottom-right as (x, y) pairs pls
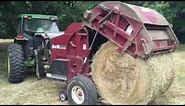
(150, 51), (185, 105)
(91, 42), (175, 105)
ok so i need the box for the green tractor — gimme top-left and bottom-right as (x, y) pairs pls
(7, 14), (63, 83)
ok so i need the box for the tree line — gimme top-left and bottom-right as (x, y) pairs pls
(0, 1), (185, 43)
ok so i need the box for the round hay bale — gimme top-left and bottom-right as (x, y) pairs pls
(91, 41), (175, 105)
(150, 52), (185, 105)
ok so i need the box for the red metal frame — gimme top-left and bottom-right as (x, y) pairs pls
(51, 22), (90, 80)
(85, 7), (145, 58)
(84, 1), (178, 58)
(50, 1), (178, 80)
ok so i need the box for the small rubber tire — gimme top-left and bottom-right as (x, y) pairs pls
(67, 75), (97, 105)
(59, 89), (68, 102)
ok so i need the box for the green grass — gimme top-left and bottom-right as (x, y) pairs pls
(176, 43), (185, 51)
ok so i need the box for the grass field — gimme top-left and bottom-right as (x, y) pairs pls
(0, 39), (67, 105)
(0, 39), (185, 105)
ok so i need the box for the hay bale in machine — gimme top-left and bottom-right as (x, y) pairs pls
(84, 1), (178, 105)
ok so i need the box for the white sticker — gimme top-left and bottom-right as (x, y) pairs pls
(83, 44), (86, 50)
(52, 45), (57, 48)
(125, 25), (133, 35)
(52, 44), (66, 49)
(56, 45), (60, 49)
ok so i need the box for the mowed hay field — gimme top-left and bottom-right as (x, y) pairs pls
(0, 39), (68, 105)
(151, 43), (185, 105)
(0, 39), (185, 105)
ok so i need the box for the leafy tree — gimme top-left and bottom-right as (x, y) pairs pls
(0, 1), (185, 43)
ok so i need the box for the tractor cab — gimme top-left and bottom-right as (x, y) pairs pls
(16, 14), (64, 40)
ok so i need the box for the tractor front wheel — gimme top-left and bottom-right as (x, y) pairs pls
(67, 75), (97, 105)
(59, 89), (68, 102)
(7, 44), (25, 83)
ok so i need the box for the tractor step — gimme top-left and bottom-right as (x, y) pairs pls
(46, 73), (67, 81)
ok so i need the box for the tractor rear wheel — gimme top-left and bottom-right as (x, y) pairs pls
(67, 75), (97, 105)
(7, 44), (25, 83)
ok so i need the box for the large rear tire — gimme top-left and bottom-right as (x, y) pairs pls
(7, 44), (25, 83)
(67, 75), (97, 105)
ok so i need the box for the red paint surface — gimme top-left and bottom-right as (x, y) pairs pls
(134, 6), (158, 24)
(48, 2), (178, 80)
